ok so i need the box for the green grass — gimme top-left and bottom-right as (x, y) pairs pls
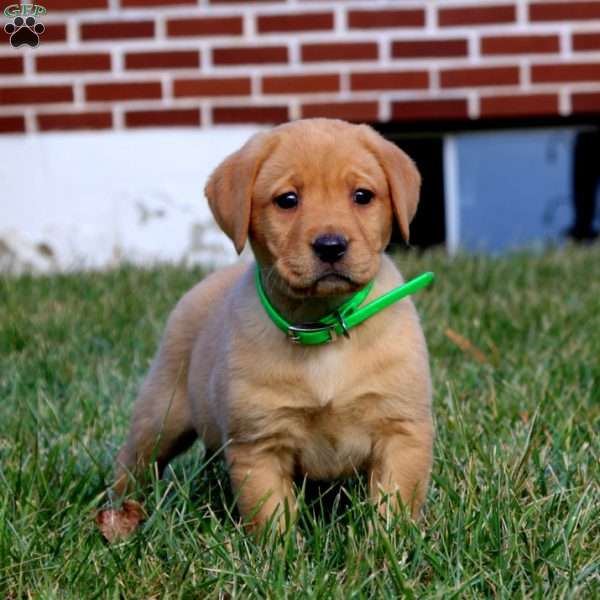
(1, 246), (599, 599)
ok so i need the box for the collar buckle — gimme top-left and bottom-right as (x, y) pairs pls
(286, 322), (336, 344)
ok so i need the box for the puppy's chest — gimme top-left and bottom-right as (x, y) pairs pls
(287, 346), (378, 478)
(292, 402), (373, 479)
(289, 342), (389, 418)
(301, 345), (354, 407)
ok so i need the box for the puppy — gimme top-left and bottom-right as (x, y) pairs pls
(107, 119), (434, 536)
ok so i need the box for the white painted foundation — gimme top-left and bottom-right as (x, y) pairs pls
(0, 126), (263, 273)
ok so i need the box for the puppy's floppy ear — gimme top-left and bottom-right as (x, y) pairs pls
(204, 132), (274, 254)
(359, 125), (421, 243)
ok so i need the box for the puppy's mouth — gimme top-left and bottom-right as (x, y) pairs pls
(278, 276), (359, 299)
(305, 269), (362, 296)
(274, 258), (374, 298)
(315, 271), (353, 284)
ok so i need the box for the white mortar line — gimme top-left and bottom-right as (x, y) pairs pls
(429, 67), (440, 93)
(516, 0), (528, 27)
(559, 25), (571, 59)
(333, 4), (345, 36)
(559, 87), (571, 116)
(107, 0), (119, 17)
(379, 93), (391, 121)
(242, 9), (254, 40)
(24, 106), (36, 133)
(66, 15), (78, 48)
(73, 80), (84, 106)
(161, 72), (172, 100)
(339, 68), (350, 94)
(467, 91), (478, 119)
(197, 100), (207, 127)
(23, 49), (34, 81)
(288, 39), (300, 67)
(155, 13), (166, 42)
(288, 97), (301, 121)
(425, 1), (437, 33)
(112, 104), (123, 130)
(468, 31), (480, 65)
(521, 58), (531, 90)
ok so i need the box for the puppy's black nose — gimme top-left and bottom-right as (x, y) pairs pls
(312, 234), (348, 263)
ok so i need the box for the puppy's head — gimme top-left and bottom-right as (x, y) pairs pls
(205, 119), (421, 297)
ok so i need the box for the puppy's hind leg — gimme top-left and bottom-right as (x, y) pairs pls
(98, 360), (197, 542)
(112, 361), (197, 498)
(97, 362), (197, 542)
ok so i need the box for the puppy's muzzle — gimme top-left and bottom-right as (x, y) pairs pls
(312, 234), (348, 264)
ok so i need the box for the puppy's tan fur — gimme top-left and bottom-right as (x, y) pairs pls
(112, 119), (434, 533)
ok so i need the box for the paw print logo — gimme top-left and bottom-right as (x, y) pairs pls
(4, 16), (45, 48)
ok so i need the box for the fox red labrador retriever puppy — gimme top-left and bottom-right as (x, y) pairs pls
(99, 119), (434, 540)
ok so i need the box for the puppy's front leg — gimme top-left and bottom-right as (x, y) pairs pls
(369, 420), (434, 520)
(226, 443), (295, 535)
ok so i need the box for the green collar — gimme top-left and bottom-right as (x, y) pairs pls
(255, 267), (434, 345)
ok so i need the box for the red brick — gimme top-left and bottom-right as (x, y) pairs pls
(167, 17), (242, 37)
(0, 115), (25, 134)
(125, 108), (200, 128)
(301, 101), (379, 122)
(35, 53), (111, 73)
(441, 66), (520, 88)
(573, 32), (600, 52)
(481, 35), (560, 55)
(532, 63), (600, 83)
(174, 77), (250, 97)
(480, 93), (559, 117)
(80, 21), (154, 41)
(348, 9), (425, 29)
(85, 82), (161, 102)
(37, 111), (113, 131)
(351, 71), (429, 91)
(0, 56), (23, 75)
(212, 105), (289, 125)
(530, 2), (600, 22)
(125, 50), (199, 70)
(301, 42), (378, 62)
(392, 39), (467, 58)
(572, 92), (600, 113)
(0, 85), (73, 105)
(392, 99), (469, 121)
(213, 46), (288, 66)
(258, 12), (333, 33)
(262, 73), (339, 94)
(43, 24), (68, 43)
(43, 0), (107, 10)
(439, 5), (516, 27)
(122, 0), (196, 6)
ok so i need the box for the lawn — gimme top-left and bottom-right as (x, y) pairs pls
(1, 246), (599, 599)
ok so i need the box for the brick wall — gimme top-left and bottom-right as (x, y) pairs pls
(1, 0), (600, 134)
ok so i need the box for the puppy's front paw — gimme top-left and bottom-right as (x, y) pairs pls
(96, 499), (145, 543)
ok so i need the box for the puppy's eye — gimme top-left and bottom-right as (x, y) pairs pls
(274, 192), (298, 210)
(353, 188), (374, 205)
